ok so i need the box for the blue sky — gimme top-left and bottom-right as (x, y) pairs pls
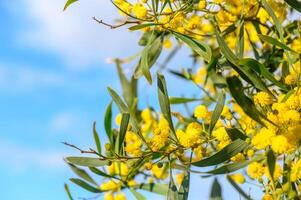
(0, 1), (262, 199)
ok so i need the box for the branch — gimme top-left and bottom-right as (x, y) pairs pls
(92, 17), (140, 29)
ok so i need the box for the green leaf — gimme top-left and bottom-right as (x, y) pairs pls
(167, 172), (179, 200)
(261, 0), (284, 40)
(133, 183), (168, 195)
(258, 34), (296, 53)
(226, 176), (252, 200)
(89, 167), (114, 179)
(284, 0), (301, 12)
(226, 76), (265, 126)
(237, 21), (244, 58)
(104, 101), (113, 143)
(173, 32), (212, 62)
(157, 74), (176, 136)
(226, 128), (248, 141)
(63, 0), (78, 11)
(66, 157), (108, 167)
(205, 160), (253, 174)
(239, 58), (288, 91)
(67, 163), (97, 185)
(116, 113), (130, 153)
(267, 149), (276, 181)
(129, 23), (157, 31)
(64, 183), (74, 200)
(192, 139), (248, 167)
(70, 178), (102, 193)
(169, 97), (200, 104)
(92, 122), (101, 154)
(208, 91), (225, 134)
(178, 172), (190, 200)
(210, 178), (222, 200)
(215, 30), (238, 65)
(107, 87), (128, 113)
(130, 189), (147, 200)
(135, 34), (163, 82)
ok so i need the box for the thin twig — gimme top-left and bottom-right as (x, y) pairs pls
(92, 17), (140, 29)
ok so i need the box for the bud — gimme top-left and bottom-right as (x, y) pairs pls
(105, 143), (111, 151)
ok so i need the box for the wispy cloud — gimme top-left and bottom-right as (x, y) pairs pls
(14, 0), (139, 69)
(0, 63), (63, 92)
(0, 140), (67, 172)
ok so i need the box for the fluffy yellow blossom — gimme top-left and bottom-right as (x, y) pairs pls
(115, 192), (126, 200)
(254, 91), (273, 107)
(251, 128), (275, 149)
(177, 122), (202, 148)
(150, 116), (170, 151)
(141, 108), (153, 122)
(285, 74), (297, 85)
(115, 113), (122, 126)
(230, 173), (245, 184)
(132, 3), (147, 19)
(271, 135), (291, 154)
(247, 162), (264, 179)
(104, 192), (114, 200)
(107, 162), (129, 176)
(231, 153), (245, 162)
(100, 180), (120, 191)
(194, 105), (210, 120)
(125, 131), (142, 156)
(198, 0), (206, 9)
(262, 194), (273, 200)
(163, 39), (172, 49)
(247, 149), (255, 157)
(221, 106), (232, 120)
(291, 160), (301, 182)
(212, 127), (231, 149)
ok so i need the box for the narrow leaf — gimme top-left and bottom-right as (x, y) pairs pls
(284, 0), (301, 12)
(104, 101), (113, 143)
(227, 176), (252, 200)
(226, 76), (265, 125)
(169, 97), (200, 104)
(192, 139), (248, 167)
(117, 113), (130, 153)
(64, 183), (74, 200)
(89, 167), (114, 179)
(157, 74), (176, 135)
(258, 34), (296, 53)
(70, 178), (102, 193)
(93, 122), (101, 154)
(208, 92), (225, 134)
(67, 163), (97, 185)
(226, 128), (248, 141)
(66, 157), (108, 167)
(130, 189), (147, 200)
(210, 178), (222, 200)
(267, 149), (276, 181)
(173, 32), (212, 62)
(63, 0), (78, 11)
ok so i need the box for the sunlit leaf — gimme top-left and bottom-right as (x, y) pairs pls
(226, 76), (265, 126)
(192, 139), (248, 167)
(130, 189), (147, 200)
(66, 157), (108, 167)
(63, 0), (78, 11)
(70, 178), (102, 193)
(67, 163), (97, 185)
(173, 32), (212, 62)
(92, 122), (101, 154)
(208, 91), (225, 134)
(258, 34), (296, 53)
(169, 97), (200, 104)
(104, 101), (113, 143)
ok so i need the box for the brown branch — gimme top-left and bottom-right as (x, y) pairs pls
(92, 17), (140, 29)
(62, 141), (100, 156)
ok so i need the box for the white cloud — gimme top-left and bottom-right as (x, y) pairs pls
(0, 140), (66, 172)
(50, 112), (83, 134)
(15, 0), (139, 69)
(0, 63), (63, 91)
